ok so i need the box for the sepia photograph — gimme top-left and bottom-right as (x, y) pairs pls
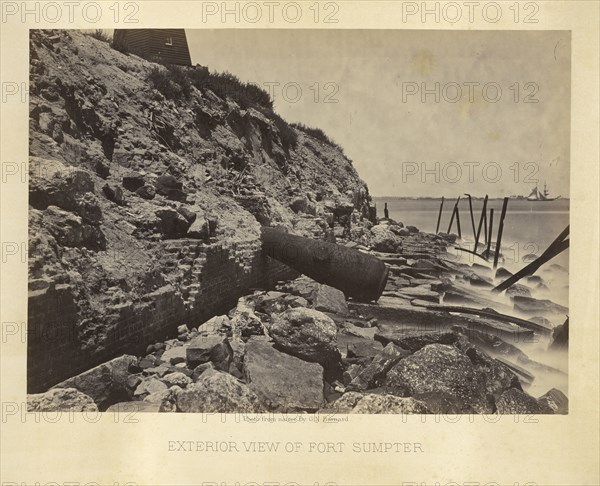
(2, 2), (600, 485)
(26, 27), (570, 415)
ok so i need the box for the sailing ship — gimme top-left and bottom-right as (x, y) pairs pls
(527, 183), (561, 201)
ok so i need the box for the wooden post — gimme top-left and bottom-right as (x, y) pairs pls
(447, 196), (460, 235)
(493, 226), (569, 292)
(435, 197), (445, 234)
(493, 197), (509, 269)
(455, 206), (462, 239)
(465, 194), (477, 241)
(486, 208), (494, 256)
(474, 195), (488, 250)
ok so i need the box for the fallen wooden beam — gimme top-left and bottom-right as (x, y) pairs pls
(493, 225), (569, 293)
(350, 299), (534, 341)
(409, 299), (553, 335)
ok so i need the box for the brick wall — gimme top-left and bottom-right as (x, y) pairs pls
(27, 237), (298, 392)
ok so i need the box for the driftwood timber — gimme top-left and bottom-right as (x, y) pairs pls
(261, 227), (389, 302)
(350, 299), (534, 341)
(409, 299), (553, 335)
(493, 226), (569, 293)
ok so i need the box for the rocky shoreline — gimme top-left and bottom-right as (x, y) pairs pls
(28, 220), (569, 415)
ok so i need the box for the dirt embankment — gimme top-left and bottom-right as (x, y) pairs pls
(28, 29), (374, 376)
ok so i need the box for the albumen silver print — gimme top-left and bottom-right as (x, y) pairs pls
(1, 2), (598, 486)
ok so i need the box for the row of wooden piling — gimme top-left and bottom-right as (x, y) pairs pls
(435, 195), (569, 291)
(436, 194), (510, 269)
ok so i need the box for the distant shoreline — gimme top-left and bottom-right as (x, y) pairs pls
(372, 196), (570, 201)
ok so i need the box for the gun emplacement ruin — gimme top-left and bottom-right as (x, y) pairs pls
(261, 226), (389, 303)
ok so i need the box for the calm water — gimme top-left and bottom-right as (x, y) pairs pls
(373, 197), (570, 275)
(374, 197), (570, 394)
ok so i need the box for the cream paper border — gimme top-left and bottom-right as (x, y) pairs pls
(1, 1), (598, 485)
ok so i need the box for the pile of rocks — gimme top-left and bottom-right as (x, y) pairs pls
(28, 274), (568, 414)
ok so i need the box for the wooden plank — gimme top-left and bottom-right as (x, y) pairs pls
(409, 300), (552, 335)
(493, 197), (509, 269)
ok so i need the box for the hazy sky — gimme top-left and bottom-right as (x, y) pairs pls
(187, 30), (570, 197)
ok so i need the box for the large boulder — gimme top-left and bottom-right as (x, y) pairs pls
(176, 369), (264, 413)
(327, 392), (430, 414)
(133, 376), (168, 398)
(187, 215), (210, 239)
(506, 284), (532, 298)
(495, 267), (513, 280)
(155, 174), (186, 201)
(186, 335), (232, 371)
(313, 284), (348, 316)
(197, 315), (230, 335)
(160, 346), (187, 365)
(135, 185), (155, 200)
(268, 307), (338, 364)
(53, 355), (137, 409)
(122, 171), (145, 192)
(385, 344), (495, 413)
(537, 388), (568, 414)
(102, 183), (125, 205)
(42, 206), (106, 250)
(155, 208), (192, 238)
(243, 338), (324, 412)
(370, 224), (401, 253)
(276, 276), (319, 302)
(27, 388), (98, 412)
(28, 157), (94, 212)
(496, 388), (542, 414)
(290, 196), (309, 214)
(161, 372), (192, 389)
(550, 318), (569, 350)
(512, 296), (568, 316)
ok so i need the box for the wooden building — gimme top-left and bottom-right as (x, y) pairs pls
(113, 29), (192, 66)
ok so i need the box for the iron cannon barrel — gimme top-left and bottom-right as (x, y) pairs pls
(261, 226), (389, 303)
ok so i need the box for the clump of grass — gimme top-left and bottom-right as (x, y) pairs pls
(291, 122), (343, 153)
(86, 29), (112, 43)
(188, 68), (273, 110)
(147, 64), (192, 99)
(145, 63), (299, 151)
